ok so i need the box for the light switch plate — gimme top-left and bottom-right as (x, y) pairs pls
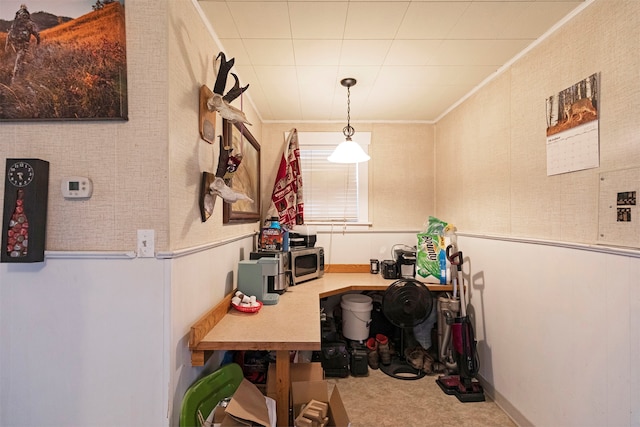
(137, 229), (155, 258)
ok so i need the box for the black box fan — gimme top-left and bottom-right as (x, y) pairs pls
(381, 279), (434, 380)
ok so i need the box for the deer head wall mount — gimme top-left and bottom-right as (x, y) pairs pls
(207, 52), (251, 125)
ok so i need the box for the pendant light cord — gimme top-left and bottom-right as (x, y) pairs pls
(343, 83), (355, 140)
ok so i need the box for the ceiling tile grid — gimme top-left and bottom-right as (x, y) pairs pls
(198, 0), (586, 122)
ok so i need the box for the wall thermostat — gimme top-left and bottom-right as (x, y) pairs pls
(61, 176), (93, 199)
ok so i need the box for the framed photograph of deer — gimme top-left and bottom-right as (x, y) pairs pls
(0, 0), (128, 121)
(222, 119), (261, 224)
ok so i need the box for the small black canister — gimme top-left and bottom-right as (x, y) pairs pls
(370, 259), (379, 274)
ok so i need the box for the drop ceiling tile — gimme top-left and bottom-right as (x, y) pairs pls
(206, 43), (253, 96)
(384, 40), (444, 66)
(422, 85), (477, 119)
(288, 2), (349, 39)
(344, 2), (409, 39)
(243, 39), (295, 65)
(296, 66), (341, 97)
(340, 40), (393, 66)
(374, 66), (434, 87)
(431, 39), (532, 66)
(396, 2), (470, 39)
(253, 66), (302, 118)
(197, 0), (587, 122)
(297, 67), (341, 120)
(447, 2), (529, 39)
(500, 2), (584, 38)
(233, 65), (271, 120)
(227, 2), (291, 39)
(268, 102), (303, 120)
(298, 95), (338, 121)
(332, 73), (379, 121)
(359, 84), (431, 121)
(428, 66), (500, 86)
(232, 65), (259, 92)
(336, 66), (380, 90)
(349, 0), (412, 2)
(375, 65), (497, 88)
(293, 40), (343, 66)
(199, 1), (238, 38)
(362, 81), (472, 121)
(217, 39), (251, 66)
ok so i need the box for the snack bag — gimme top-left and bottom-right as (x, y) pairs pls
(416, 216), (454, 283)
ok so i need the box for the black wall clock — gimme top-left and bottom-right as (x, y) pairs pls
(2, 159), (49, 263)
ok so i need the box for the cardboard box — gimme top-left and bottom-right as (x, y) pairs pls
(266, 362), (324, 400)
(291, 380), (351, 427)
(265, 363), (349, 427)
(215, 378), (275, 427)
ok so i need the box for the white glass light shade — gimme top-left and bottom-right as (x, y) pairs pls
(327, 139), (370, 163)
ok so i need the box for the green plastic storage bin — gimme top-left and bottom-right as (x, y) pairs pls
(179, 363), (244, 427)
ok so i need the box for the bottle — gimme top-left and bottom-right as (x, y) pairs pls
(269, 217), (281, 230)
(261, 217), (283, 251)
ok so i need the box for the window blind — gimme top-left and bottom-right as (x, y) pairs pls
(299, 146), (359, 222)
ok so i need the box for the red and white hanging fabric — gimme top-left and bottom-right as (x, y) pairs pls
(267, 128), (304, 227)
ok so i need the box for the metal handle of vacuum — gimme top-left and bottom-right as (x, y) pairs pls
(446, 244), (463, 271)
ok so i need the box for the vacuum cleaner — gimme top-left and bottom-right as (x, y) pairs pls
(436, 244), (485, 402)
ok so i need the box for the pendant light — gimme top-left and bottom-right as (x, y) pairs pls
(328, 78), (370, 163)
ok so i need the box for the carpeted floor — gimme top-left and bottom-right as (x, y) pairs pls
(327, 368), (516, 427)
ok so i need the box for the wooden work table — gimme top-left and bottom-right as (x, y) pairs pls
(188, 273), (452, 426)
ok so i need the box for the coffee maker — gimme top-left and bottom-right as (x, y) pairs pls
(237, 258), (280, 305)
(394, 248), (417, 279)
(249, 251), (291, 294)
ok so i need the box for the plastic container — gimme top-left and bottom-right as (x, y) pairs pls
(340, 294), (373, 341)
(269, 217), (281, 229)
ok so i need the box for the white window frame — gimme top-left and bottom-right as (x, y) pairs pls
(286, 131), (370, 229)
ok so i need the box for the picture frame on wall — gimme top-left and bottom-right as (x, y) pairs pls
(222, 119), (261, 224)
(0, 0), (128, 121)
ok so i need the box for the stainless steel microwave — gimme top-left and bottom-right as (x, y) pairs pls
(290, 246), (324, 284)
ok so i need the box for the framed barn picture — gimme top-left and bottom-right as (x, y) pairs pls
(0, 0), (128, 121)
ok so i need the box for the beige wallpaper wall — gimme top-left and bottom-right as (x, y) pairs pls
(167, 0), (262, 251)
(6, 0), (628, 253)
(261, 122), (435, 231)
(0, 1), (170, 252)
(436, 0), (640, 246)
(0, 0), (265, 253)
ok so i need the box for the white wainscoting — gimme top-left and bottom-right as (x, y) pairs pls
(0, 235), (255, 427)
(316, 230), (421, 265)
(0, 257), (168, 427)
(457, 235), (640, 427)
(3, 232), (636, 427)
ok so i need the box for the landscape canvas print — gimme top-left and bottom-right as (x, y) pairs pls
(0, 0), (127, 120)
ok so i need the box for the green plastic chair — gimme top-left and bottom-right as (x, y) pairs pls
(180, 363), (244, 427)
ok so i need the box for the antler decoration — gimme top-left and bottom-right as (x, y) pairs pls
(207, 52), (251, 125)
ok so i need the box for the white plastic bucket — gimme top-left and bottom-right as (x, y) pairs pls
(341, 294), (373, 341)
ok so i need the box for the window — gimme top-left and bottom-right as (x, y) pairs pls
(293, 132), (369, 224)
